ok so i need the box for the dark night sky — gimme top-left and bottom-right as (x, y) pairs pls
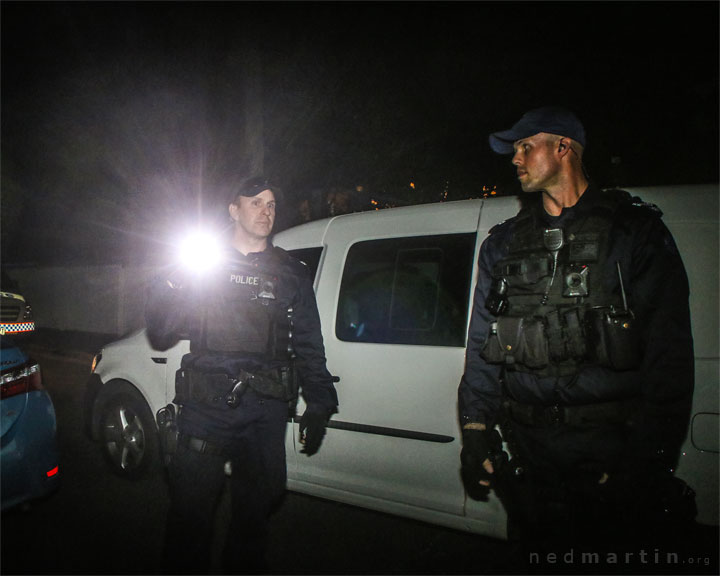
(1, 1), (718, 265)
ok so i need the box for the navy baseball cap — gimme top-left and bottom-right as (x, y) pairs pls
(489, 106), (586, 154)
(231, 176), (283, 203)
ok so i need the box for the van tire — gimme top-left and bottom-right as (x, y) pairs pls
(97, 382), (160, 480)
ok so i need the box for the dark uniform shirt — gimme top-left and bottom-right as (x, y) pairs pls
(458, 186), (694, 472)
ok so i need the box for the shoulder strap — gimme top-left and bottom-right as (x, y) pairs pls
(597, 188), (633, 209)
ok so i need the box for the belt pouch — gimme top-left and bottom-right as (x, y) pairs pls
(247, 369), (289, 400)
(174, 368), (190, 404)
(174, 369), (212, 404)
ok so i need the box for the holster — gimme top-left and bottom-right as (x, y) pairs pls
(156, 404), (179, 466)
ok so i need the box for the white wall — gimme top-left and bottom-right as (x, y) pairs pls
(8, 265), (159, 337)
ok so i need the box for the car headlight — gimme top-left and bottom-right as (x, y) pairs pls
(91, 353), (102, 374)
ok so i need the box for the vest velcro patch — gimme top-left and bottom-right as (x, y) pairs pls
(568, 240), (599, 262)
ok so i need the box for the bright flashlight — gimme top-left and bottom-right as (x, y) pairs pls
(177, 230), (223, 274)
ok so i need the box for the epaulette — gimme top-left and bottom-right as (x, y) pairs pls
(596, 188), (632, 212)
(488, 219), (508, 235)
(629, 197), (663, 217)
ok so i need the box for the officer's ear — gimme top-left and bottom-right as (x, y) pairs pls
(229, 202), (239, 222)
(557, 138), (572, 159)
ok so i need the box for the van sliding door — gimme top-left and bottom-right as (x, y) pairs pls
(292, 203), (483, 520)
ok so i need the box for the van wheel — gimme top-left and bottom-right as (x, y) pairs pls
(98, 385), (159, 479)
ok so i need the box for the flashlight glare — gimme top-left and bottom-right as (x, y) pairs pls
(178, 231), (222, 273)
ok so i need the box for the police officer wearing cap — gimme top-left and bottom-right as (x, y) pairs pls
(458, 107), (695, 557)
(146, 176), (338, 574)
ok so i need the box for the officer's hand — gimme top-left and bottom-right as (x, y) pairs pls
(460, 427), (504, 501)
(299, 408), (330, 456)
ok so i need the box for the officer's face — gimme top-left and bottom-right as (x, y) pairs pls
(511, 133), (562, 193)
(229, 189), (276, 240)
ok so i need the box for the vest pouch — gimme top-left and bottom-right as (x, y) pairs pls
(481, 316), (549, 369)
(586, 308), (641, 371)
(562, 308), (587, 360)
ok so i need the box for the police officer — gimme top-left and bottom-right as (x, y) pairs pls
(458, 107), (695, 559)
(146, 176), (338, 574)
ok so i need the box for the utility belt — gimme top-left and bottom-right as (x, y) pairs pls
(481, 306), (641, 376)
(178, 433), (227, 457)
(503, 397), (637, 428)
(174, 365), (297, 407)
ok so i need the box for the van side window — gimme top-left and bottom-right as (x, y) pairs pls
(287, 247), (323, 282)
(336, 234), (476, 346)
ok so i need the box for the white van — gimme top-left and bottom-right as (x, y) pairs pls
(84, 185), (718, 537)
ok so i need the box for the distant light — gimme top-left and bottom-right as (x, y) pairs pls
(409, 182), (415, 189)
(46, 466), (59, 478)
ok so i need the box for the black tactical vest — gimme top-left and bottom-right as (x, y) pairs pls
(189, 248), (293, 360)
(481, 190), (641, 376)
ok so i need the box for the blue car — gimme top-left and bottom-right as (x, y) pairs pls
(1, 337), (60, 511)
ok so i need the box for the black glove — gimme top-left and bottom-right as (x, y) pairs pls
(460, 428), (506, 501)
(299, 408), (330, 456)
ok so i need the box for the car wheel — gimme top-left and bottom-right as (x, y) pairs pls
(98, 384), (160, 479)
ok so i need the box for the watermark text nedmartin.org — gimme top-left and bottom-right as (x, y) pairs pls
(529, 548), (711, 568)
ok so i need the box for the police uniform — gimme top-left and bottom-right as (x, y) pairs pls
(146, 243), (338, 573)
(458, 185), (695, 550)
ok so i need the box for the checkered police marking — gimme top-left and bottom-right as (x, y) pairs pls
(0, 322), (35, 335)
